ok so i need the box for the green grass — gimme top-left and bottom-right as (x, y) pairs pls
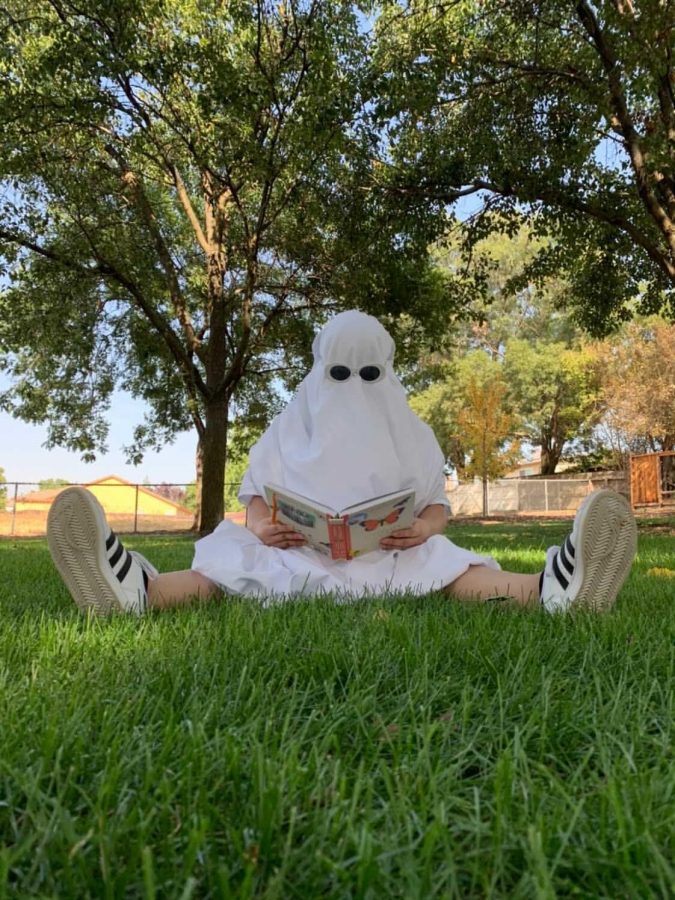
(1, 521), (674, 899)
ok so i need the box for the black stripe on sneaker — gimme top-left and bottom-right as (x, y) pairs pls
(565, 535), (575, 559)
(142, 569), (149, 593)
(106, 531), (116, 551)
(109, 540), (124, 569)
(552, 553), (569, 590)
(559, 540), (574, 578)
(116, 551), (133, 583)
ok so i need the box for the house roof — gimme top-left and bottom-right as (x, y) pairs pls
(15, 488), (64, 505)
(18, 475), (192, 514)
(86, 475), (192, 514)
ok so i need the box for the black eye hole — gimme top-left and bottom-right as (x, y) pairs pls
(328, 365), (351, 382)
(359, 365), (383, 382)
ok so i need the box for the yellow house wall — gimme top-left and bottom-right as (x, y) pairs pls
(15, 501), (49, 512)
(87, 482), (178, 517)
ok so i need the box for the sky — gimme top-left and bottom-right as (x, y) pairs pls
(0, 391), (198, 488)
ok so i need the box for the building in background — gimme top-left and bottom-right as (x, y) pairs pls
(15, 474), (191, 518)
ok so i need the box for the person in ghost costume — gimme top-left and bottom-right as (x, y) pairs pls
(47, 311), (637, 616)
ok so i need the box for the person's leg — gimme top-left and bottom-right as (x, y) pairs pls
(47, 486), (220, 616)
(538, 489), (636, 612)
(148, 571), (220, 610)
(444, 490), (637, 613)
(445, 566), (540, 605)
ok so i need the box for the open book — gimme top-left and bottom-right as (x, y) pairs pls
(263, 483), (415, 560)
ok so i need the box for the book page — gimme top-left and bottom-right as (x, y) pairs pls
(346, 491), (415, 557)
(341, 488), (414, 516)
(264, 483), (335, 517)
(263, 483), (416, 560)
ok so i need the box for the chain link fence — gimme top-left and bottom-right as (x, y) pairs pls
(0, 481), (243, 537)
(0, 472), (631, 536)
(447, 472), (629, 517)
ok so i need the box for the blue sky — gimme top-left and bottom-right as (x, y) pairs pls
(0, 391), (197, 487)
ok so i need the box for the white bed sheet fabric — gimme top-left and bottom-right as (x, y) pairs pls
(239, 310), (450, 513)
(191, 310), (499, 600)
(192, 520), (499, 602)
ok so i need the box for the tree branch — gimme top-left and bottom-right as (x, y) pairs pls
(170, 164), (210, 254)
(575, 0), (675, 252)
(104, 143), (203, 360)
(0, 226), (209, 397)
(387, 177), (675, 281)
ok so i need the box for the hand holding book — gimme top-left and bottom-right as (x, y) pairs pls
(262, 483), (416, 560)
(379, 516), (434, 551)
(380, 504), (449, 550)
(247, 496), (307, 549)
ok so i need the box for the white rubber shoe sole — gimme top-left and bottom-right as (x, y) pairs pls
(547, 490), (637, 612)
(47, 486), (136, 616)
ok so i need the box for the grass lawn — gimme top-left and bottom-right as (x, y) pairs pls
(1, 519), (674, 899)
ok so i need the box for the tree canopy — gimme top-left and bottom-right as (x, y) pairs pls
(38, 478), (70, 491)
(503, 339), (598, 474)
(372, 0), (675, 332)
(410, 350), (521, 510)
(411, 229), (600, 476)
(594, 316), (675, 454)
(0, 0), (455, 532)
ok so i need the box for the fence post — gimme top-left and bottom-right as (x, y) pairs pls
(10, 483), (18, 537)
(133, 484), (139, 534)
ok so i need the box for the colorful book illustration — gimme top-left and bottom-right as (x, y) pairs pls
(263, 483), (416, 560)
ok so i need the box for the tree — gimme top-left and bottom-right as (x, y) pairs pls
(372, 0), (675, 332)
(152, 484), (189, 506)
(409, 372), (466, 476)
(411, 351), (520, 514)
(0, 0), (449, 534)
(0, 0), (347, 534)
(39, 478), (70, 491)
(503, 340), (599, 475)
(414, 228), (601, 474)
(594, 317), (675, 455)
(438, 230), (582, 355)
(0, 467), (6, 511)
(456, 355), (521, 515)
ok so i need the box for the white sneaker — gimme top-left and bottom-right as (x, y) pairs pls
(47, 487), (158, 616)
(540, 490), (637, 613)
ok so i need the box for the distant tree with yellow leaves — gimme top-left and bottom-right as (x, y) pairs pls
(457, 358), (521, 516)
(595, 318), (675, 456)
(411, 352), (520, 515)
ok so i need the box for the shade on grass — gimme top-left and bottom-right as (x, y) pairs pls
(1, 520), (674, 898)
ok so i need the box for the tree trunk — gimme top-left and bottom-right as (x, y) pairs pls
(194, 175), (232, 535)
(482, 430), (489, 516)
(198, 397), (229, 535)
(193, 439), (204, 531)
(540, 404), (563, 475)
(540, 440), (561, 475)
